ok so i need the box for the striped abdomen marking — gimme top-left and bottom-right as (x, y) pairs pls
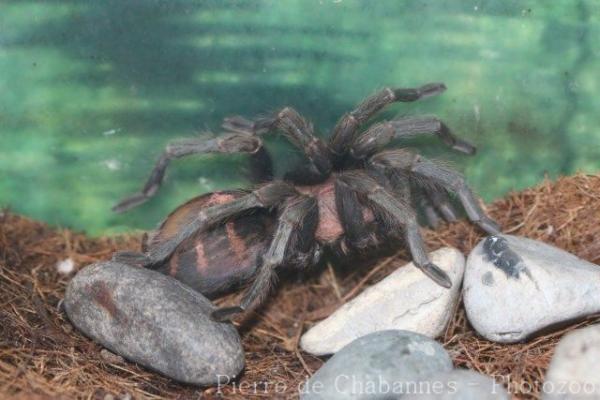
(150, 191), (275, 297)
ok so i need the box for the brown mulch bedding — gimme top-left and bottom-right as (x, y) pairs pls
(1, 173), (600, 400)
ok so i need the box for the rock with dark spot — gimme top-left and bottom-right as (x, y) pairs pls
(482, 236), (527, 278)
(464, 235), (600, 343)
(482, 271), (495, 286)
(543, 324), (600, 400)
(64, 261), (244, 385)
(402, 369), (510, 399)
(300, 330), (453, 400)
(300, 248), (464, 355)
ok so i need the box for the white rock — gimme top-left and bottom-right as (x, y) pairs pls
(300, 247), (464, 356)
(543, 324), (600, 400)
(464, 235), (600, 343)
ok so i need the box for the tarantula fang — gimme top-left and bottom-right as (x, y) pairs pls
(112, 82), (500, 322)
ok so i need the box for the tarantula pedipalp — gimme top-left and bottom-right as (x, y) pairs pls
(112, 82), (500, 321)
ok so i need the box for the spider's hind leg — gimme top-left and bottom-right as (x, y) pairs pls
(113, 133), (262, 213)
(211, 195), (319, 321)
(123, 181), (298, 271)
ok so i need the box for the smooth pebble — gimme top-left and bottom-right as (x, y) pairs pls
(301, 247), (464, 355)
(464, 235), (600, 343)
(300, 330), (453, 400)
(64, 261), (244, 386)
(543, 324), (600, 400)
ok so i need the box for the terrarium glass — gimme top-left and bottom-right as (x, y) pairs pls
(1, 0), (599, 235)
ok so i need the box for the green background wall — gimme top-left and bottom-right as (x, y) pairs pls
(1, 0), (599, 235)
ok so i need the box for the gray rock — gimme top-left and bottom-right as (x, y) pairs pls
(402, 369), (510, 399)
(64, 261), (244, 386)
(543, 324), (600, 400)
(464, 235), (600, 343)
(301, 248), (464, 356)
(300, 330), (453, 400)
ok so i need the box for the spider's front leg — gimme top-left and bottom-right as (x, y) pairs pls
(211, 195), (319, 321)
(329, 83), (447, 155)
(112, 133), (263, 213)
(338, 171), (452, 288)
(418, 185), (460, 229)
(349, 115), (476, 159)
(370, 150), (500, 235)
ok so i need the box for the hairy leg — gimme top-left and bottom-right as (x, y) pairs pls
(211, 195), (319, 321)
(424, 185), (459, 222)
(334, 178), (373, 251)
(223, 107), (332, 178)
(113, 133), (262, 213)
(329, 83), (447, 156)
(115, 181), (298, 268)
(417, 186), (464, 229)
(333, 168), (411, 256)
(419, 195), (442, 228)
(247, 146), (274, 183)
(370, 150), (500, 234)
(350, 115), (476, 159)
(338, 171), (452, 288)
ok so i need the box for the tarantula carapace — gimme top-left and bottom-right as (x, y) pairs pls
(112, 82), (500, 321)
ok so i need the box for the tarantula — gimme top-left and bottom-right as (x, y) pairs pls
(112, 82), (500, 321)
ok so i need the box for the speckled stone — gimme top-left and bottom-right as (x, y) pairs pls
(402, 369), (510, 399)
(543, 324), (600, 400)
(301, 248), (464, 356)
(464, 235), (600, 343)
(64, 261), (244, 386)
(300, 330), (453, 400)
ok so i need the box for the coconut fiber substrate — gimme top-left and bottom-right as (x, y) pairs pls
(1, 173), (600, 400)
